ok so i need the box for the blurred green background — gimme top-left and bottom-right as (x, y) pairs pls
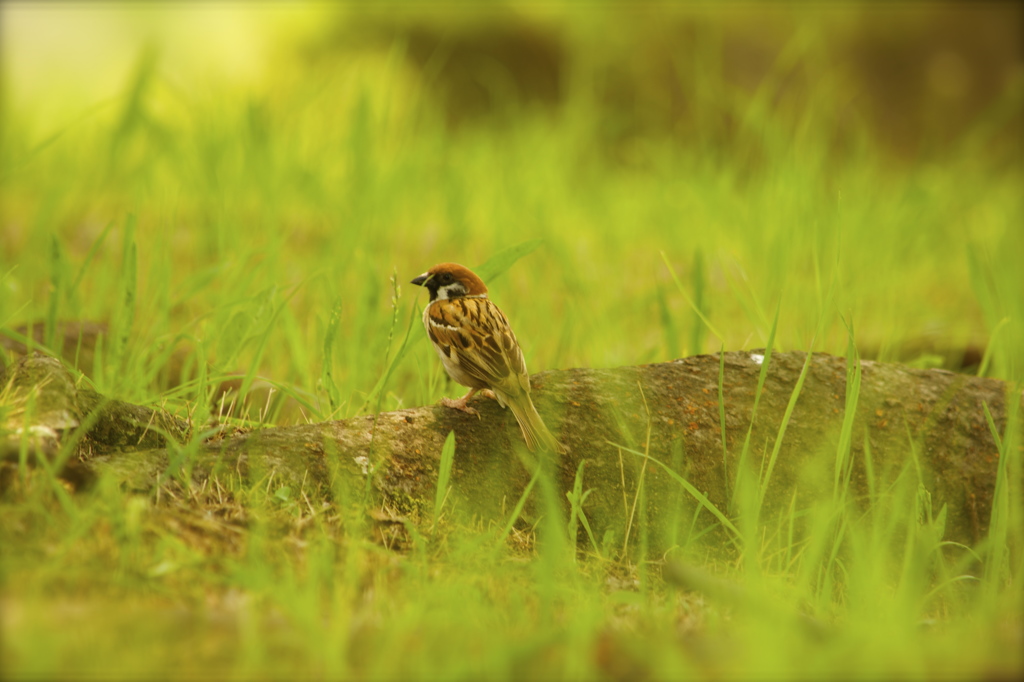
(1, 3), (1022, 680)
(3, 2), (1021, 417)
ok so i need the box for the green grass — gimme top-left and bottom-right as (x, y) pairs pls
(2, 7), (1023, 680)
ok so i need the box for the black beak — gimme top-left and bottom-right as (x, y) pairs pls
(411, 273), (430, 287)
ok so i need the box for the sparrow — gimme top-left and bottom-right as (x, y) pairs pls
(411, 263), (565, 453)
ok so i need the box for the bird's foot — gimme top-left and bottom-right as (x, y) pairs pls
(440, 395), (479, 416)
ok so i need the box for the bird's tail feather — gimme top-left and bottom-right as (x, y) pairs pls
(507, 395), (566, 454)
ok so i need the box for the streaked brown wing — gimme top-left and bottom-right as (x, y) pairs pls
(426, 298), (529, 394)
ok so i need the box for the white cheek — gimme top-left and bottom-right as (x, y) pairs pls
(436, 283), (465, 300)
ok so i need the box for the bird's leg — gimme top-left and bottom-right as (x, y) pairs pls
(441, 388), (480, 415)
(440, 388), (500, 417)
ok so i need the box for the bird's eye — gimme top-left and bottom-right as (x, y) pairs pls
(441, 273), (453, 283)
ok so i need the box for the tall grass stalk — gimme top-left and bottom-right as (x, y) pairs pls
(566, 459), (601, 560)
(731, 301), (781, 515)
(755, 347), (812, 520)
(432, 430), (456, 528)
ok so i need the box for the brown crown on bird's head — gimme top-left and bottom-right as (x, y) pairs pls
(411, 263), (488, 301)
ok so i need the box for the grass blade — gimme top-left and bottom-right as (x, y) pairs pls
(361, 273), (421, 415)
(238, 284), (302, 408)
(718, 344), (729, 484)
(731, 299), (782, 510)
(108, 214), (138, 386)
(473, 239), (544, 284)
(611, 440), (742, 545)
(321, 296), (343, 416)
(834, 315), (862, 502)
(660, 250), (723, 343)
(433, 430), (456, 526)
(496, 466), (541, 548)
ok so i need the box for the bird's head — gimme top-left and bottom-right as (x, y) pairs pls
(411, 263), (488, 302)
